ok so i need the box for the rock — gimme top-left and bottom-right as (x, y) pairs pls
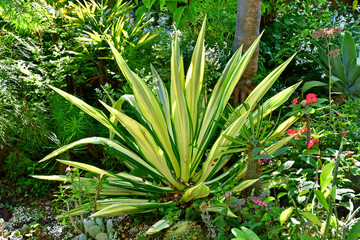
(89, 225), (101, 238)
(95, 232), (108, 240)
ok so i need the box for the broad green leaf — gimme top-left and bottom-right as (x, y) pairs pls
(231, 228), (247, 239)
(300, 212), (322, 226)
(298, 190), (309, 197)
(173, 6), (186, 26)
(302, 81), (327, 93)
(182, 182), (210, 202)
(348, 58), (360, 87)
(314, 190), (329, 210)
(205, 205), (237, 218)
(342, 32), (357, 77)
(233, 179), (259, 194)
(146, 219), (171, 235)
(240, 227), (261, 240)
(280, 207), (294, 225)
(320, 162), (335, 192)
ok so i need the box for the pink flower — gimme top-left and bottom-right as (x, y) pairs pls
(292, 97), (299, 105)
(99, 172), (107, 179)
(306, 93), (318, 104)
(307, 139), (319, 149)
(65, 166), (76, 173)
(342, 131), (347, 136)
(253, 197), (267, 207)
(260, 158), (273, 163)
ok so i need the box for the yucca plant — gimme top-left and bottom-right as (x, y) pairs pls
(33, 19), (300, 224)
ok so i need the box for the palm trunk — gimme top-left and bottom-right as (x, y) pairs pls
(232, 0), (261, 106)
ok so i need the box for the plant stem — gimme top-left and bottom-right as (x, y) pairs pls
(322, 134), (344, 239)
(326, 38), (332, 126)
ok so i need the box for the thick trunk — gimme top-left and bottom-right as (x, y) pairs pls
(232, 0), (261, 107)
(243, 150), (263, 196)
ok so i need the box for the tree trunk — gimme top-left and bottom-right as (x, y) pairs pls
(232, 0), (261, 107)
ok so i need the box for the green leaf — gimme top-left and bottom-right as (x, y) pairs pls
(182, 182), (210, 202)
(277, 192), (287, 198)
(273, 147), (291, 157)
(302, 81), (327, 93)
(298, 190), (309, 197)
(252, 147), (263, 156)
(185, 4), (197, 22)
(205, 205), (237, 218)
(254, 154), (272, 159)
(261, 212), (272, 222)
(302, 149), (320, 155)
(314, 190), (329, 210)
(303, 107), (314, 114)
(231, 228), (247, 239)
(320, 162), (335, 192)
(159, 0), (166, 10)
(173, 6), (186, 27)
(101, 101), (183, 190)
(233, 179), (259, 194)
(300, 212), (322, 226)
(109, 41), (181, 180)
(167, 1), (177, 13)
(240, 227), (261, 240)
(280, 207), (294, 225)
(342, 32), (357, 77)
(146, 219), (171, 234)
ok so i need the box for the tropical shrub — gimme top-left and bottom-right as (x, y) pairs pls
(61, 0), (157, 86)
(310, 31), (360, 97)
(33, 20), (300, 233)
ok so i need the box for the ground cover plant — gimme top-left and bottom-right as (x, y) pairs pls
(0, 0), (359, 239)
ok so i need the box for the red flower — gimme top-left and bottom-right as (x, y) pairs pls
(287, 129), (297, 135)
(307, 139), (319, 149)
(292, 97), (299, 105)
(306, 93), (318, 104)
(299, 127), (307, 134)
(342, 131), (347, 136)
(287, 128), (299, 139)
